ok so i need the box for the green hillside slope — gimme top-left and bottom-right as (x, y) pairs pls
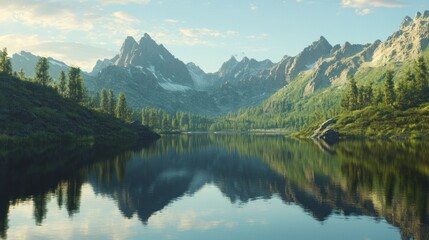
(0, 73), (159, 145)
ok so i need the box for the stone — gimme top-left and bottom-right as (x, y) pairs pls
(311, 119), (339, 144)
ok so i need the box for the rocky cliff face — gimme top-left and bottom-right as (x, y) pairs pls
(301, 11), (429, 96)
(371, 11), (429, 66)
(86, 34), (224, 114)
(99, 34), (194, 88)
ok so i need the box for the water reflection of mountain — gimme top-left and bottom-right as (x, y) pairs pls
(83, 135), (429, 239)
(86, 141), (371, 224)
(1, 135), (428, 240)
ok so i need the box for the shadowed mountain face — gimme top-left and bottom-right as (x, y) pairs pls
(11, 12), (429, 115)
(1, 135), (428, 239)
(11, 51), (70, 81)
(86, 12), (429, 115)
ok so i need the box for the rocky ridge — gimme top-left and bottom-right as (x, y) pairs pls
(10, 11), (429, 115)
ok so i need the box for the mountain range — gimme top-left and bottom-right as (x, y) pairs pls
(10, 11), (429, 116)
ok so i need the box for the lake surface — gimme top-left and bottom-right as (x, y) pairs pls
(1, 134), (428, 239)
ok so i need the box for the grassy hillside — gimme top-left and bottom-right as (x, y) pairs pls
(0, 73), (159, 146)
(332, 104), (429, 139)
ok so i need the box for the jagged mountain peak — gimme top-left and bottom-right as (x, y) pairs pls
(415, 10), (429, 19)
(372, 10), (429, 66)
(318, 36), (329, 44)
(121, 36), (138, 51)
(124, 35), (137, 44)
(310, 36), (331, 49)
(143, 32), (152, 39)
(138, 33), (158, 47)
(228, 56), (238, 63)
(401, 16), (413, 29)
(187, 62), (206, 74)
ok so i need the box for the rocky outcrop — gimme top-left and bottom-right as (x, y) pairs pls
(372, 12), (429, 66)
(311, 119), (339, 144)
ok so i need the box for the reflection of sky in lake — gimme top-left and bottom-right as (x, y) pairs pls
(6, 183), (400, 240)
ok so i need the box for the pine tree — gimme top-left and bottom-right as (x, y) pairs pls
(415, 56), (429, 103)
(162, 115), (169, 130)
(18, 68), (26, 80)
(362, 83), (373, 107)
(383, 70), (396, 106)
(100, 88), (109, 112)
(58, 70), (67, 97)
(0, 48), (12, 75)
(396, 70), (415, 110)
(108, 89), (116, 116)
(67, 67), (84, 103)
(35, 57), (51, 86)
(373, 89), (384, 106)
(116, 92), (128, 121)
(91, 92), (101, 109)
(341, 75), (359, 111)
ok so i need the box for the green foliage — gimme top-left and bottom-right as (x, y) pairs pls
(396, 70), (416, 110)
(115, 92), (129, 122)
(383, 70), (396, 106)
(333, 104), (429, 139)
(18, 68), (26, 81)
(67, 67), (85, 103)
(100, 88), (108, 113)
(414, 56), (429, 103)
(0, 74), (158, 146)
(108, 89), (116, 116)
(0, 48), (12, 75)
(141, 108), (215, 132)
(57, 70), (67, 97)
(35, 57), (51, 86)
(341, 75), (359, 111)
(230, 73), (342, 131)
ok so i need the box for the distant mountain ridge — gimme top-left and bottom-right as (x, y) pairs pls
(11, 51), (70, 80)
(10, 10), (429, 116)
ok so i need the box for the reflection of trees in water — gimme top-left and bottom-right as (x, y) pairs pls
(334, 141), (429, 240)
(1, 136), (429, 240)
(131, 135), (429, 239)
(0, 144), (135, 238)
(0, 198), (8, 239)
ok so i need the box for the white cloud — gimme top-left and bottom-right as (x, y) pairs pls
(164, 18), (180, 24)
(100, 0), (151, 4)
(355, 8), (372, 15)
(143, 28), (239, 47)
(112, 11), (139, 23)
(180, 28), (222, 38)
(341, 0), (404, 15)
(247, 33), (269, 39)
(0, 1), (96, 31)
(0, 34), (116, 71)
(249, 3), (258, 11)
(341, 0), (404, 8)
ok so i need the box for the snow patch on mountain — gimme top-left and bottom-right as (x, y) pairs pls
(159, 82), (191, 92)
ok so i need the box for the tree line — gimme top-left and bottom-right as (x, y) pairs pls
(0, 48), (132, 122)
(341, 56), (429, 111)
(141, 108), (214, 131)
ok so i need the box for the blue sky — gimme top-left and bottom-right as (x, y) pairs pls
(0, 0), (427, 72)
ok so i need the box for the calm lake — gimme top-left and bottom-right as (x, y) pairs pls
(1, 134), (428, 239)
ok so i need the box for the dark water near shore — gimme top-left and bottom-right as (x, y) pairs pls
(1, 134), (428, 239)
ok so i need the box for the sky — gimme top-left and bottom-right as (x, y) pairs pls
(0, 0), (427, 73)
